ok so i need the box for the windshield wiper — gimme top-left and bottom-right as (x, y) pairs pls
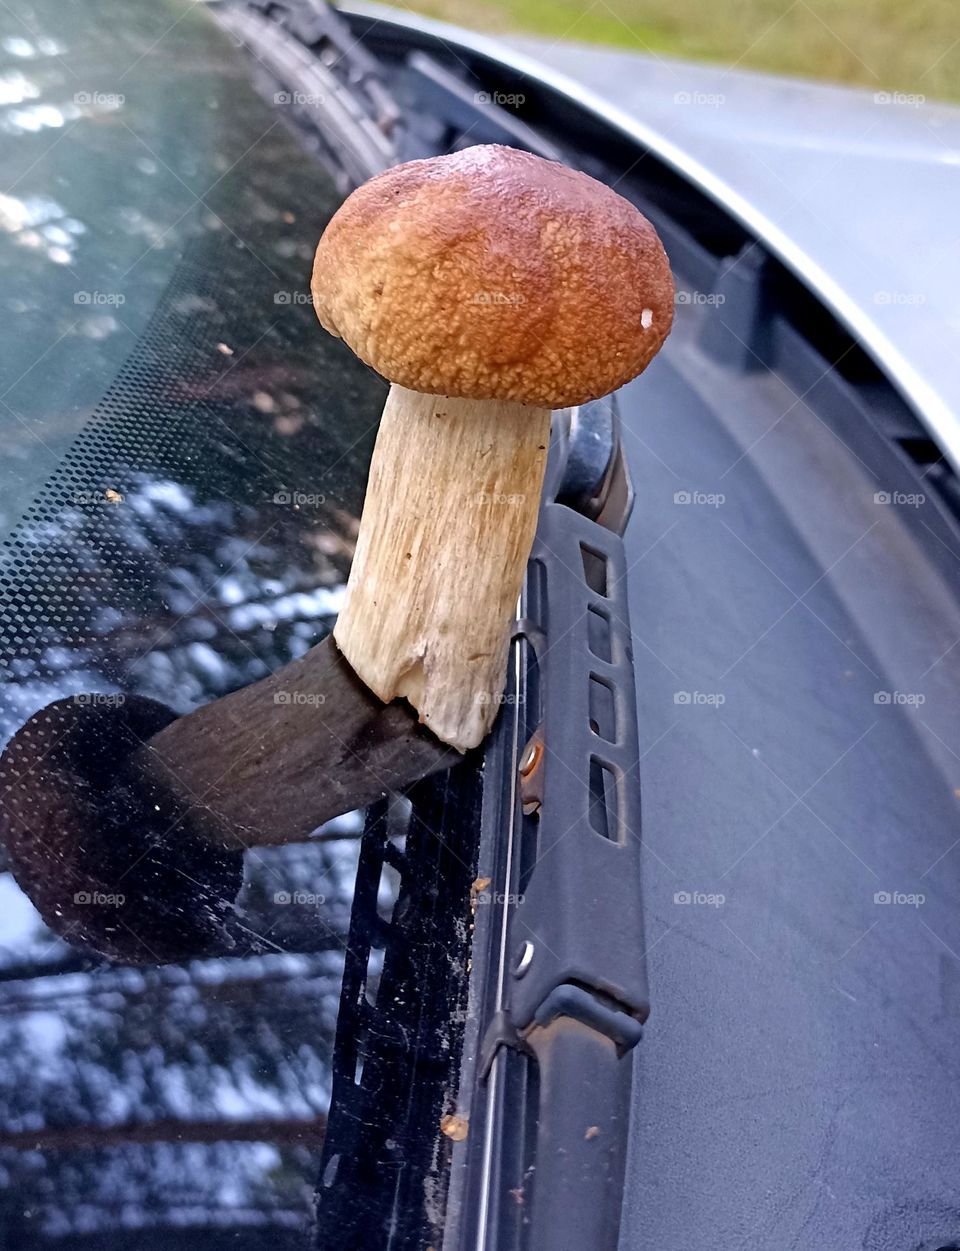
(209, 0), (400, 186)
(313, 399), (648, 1251)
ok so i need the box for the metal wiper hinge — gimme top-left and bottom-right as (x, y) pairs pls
(549, 394), (636, 535)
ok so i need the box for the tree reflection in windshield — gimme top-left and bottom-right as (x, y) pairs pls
(0, 0), (400, 1240)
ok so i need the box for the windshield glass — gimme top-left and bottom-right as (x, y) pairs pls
(0, 2), (479, 1245)
(2, 0), (224, 534)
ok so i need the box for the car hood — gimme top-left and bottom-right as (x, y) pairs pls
(346, 4), (960, 471)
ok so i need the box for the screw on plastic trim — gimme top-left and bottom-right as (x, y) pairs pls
(514, 940), (534, 977)
(518, 732), (544, 816)
(519, 739), (540, 777)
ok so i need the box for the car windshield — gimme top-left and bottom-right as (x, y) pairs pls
(0, 1), (467, 1244)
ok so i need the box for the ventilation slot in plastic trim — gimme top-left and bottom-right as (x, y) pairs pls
(587, 757), (619, 843)
(580, 543), (608, 597)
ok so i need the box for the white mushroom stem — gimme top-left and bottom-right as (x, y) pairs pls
(334, 383), (551, 751)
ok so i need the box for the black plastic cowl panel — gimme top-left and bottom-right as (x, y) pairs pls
(505, 500), (649, 1035)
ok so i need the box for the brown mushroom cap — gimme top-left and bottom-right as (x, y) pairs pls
(311, 145), (674, 409)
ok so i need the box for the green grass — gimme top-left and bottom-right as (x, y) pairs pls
(392, 0), (960, 102)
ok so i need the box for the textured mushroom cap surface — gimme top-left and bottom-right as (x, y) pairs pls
(311, 145), (674, 408)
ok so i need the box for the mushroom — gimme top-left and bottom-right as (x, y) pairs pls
(312, 144), (673, 751)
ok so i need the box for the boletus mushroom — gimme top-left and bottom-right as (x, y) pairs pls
(312, 144), (674, 751)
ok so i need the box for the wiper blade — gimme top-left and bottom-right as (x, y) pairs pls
(209, 0), (400, 186)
